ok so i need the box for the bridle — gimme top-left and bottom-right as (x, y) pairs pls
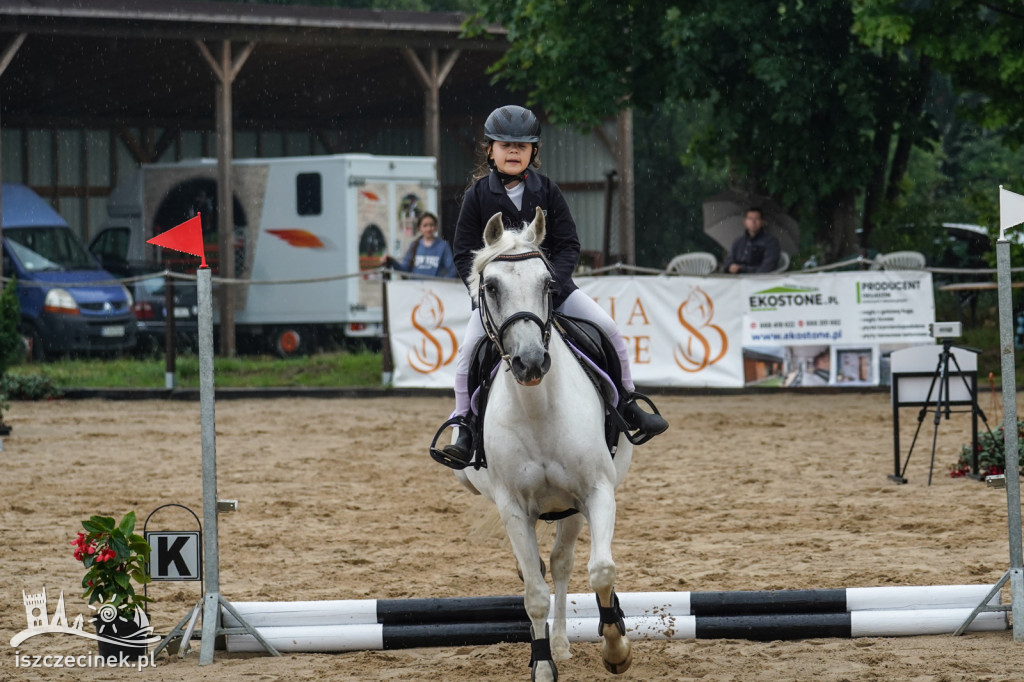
(478, 250), (554, 370)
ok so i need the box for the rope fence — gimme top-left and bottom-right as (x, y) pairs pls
(2, 262), (1023, 289)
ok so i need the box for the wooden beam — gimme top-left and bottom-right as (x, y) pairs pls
(401, 46), (460, 179)
(0, 32), (26, 75)
(0, 33), (27, 252)
(117, 126), (148, 163)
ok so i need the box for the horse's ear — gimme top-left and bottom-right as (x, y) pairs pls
(529, 206), (546, 245)
(483, 212), (504, 246)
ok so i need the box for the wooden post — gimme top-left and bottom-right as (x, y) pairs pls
(164, 273), (176, 389)
(0, 34), (27, 253)
(402, 47), (460, 184)
(615, 109), (635, 265)
(196, 39), (254, 357)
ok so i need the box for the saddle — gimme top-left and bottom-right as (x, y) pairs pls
(454, 313), (643, 470)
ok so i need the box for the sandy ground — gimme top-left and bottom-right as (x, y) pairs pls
(1, 390), (1024, 681)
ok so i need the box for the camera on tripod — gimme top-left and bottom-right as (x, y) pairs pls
(929, 321), (962, 340)
(890, 320), (989, 485)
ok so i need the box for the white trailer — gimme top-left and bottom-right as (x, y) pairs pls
(94, 154), (438, 355)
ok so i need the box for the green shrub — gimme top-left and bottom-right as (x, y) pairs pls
(0, 373), (62, 400)
(951, 420), (1024, 478)
(0, 278), (20, 376)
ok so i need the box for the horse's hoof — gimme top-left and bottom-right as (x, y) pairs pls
(602, 647), (632, 675)
(531, 658), (557, 682)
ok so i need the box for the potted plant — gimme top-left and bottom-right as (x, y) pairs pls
(951, 420), (1024, 479)
(71, 511), (155, 659)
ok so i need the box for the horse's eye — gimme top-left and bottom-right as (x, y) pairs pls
(485, 282), (498, 296)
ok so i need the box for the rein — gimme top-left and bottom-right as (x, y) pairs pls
(478, 251), (553, 371)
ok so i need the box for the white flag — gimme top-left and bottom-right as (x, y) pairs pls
(1000, 185), (1024, 232)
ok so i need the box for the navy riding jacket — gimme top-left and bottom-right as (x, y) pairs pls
(453, 169), (580, 309)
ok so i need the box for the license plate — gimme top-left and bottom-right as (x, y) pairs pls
(173, 307), (190, 319)
(100, 325), (125, 338)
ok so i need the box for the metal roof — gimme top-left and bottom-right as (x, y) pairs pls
(1, 182), (69, 228)
(0, 0), (511, 130)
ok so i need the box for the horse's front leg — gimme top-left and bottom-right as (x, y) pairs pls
(585, 483), (632, 675)
(549, 513), (584, 661)
(497, 499), (556, 682)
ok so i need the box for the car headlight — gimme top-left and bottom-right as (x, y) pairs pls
(43, 288), (80, 315)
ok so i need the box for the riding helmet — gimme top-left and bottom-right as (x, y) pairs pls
(483, 105), (541, 143)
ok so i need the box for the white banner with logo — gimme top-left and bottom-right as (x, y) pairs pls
(386, 270), (934, 389)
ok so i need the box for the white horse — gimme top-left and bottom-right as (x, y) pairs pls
(455, 207), (634, 681)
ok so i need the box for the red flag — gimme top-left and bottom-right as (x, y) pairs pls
(147, 214), (207, 267)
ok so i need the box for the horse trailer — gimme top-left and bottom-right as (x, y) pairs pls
(92, 154), (438, 355)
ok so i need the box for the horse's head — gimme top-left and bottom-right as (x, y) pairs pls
(471, 207), (553, 386)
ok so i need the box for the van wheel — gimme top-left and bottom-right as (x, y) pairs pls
(21, 324), (45, 362)
(271, 326), (314, 358)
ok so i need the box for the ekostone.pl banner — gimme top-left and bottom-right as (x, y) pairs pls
(386, 271), (934, 389)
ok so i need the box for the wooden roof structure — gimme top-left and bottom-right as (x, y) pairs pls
(0, 0), (509, 133)
(0, 2), (636, 353)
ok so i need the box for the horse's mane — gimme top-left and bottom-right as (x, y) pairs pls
(468, 224), (550, 302)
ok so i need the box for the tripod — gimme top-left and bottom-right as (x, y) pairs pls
(897, 340), (992, 485)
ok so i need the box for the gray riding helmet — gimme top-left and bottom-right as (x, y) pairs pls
(484, 105), (541, 143)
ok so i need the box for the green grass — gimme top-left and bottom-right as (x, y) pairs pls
(5, 350), (383, 389)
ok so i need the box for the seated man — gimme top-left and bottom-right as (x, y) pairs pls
(724, 207), (780, 273)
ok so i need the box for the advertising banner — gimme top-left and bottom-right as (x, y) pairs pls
(386, 270), (934, 389)
(738, 270), (934, 387)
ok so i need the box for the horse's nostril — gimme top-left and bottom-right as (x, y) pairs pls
(541, 352), (551, 375)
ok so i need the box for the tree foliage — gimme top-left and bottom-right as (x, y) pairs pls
(0, 279), (20, 377)
(469, 1), (941, 261)
(211, 0), (477, 10)
(854, 0), (1024, 146)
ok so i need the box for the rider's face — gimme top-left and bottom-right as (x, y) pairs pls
(490, 141), (533, 176)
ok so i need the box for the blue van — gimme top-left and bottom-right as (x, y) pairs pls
(1, 183), (137, 359)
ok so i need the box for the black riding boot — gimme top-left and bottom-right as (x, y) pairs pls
(429, 417), (475, 470)
(442, 426), (474, 465)
(624, 394), (668, 440)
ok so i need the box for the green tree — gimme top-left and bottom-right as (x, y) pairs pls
(0, 278), (20, 377)
(634, 100), (728, 267)
(854, 1), (1024, 146)
(212, 0), (477, 10)
(0, 278), (20, 431)
(468, 0), (941, 262)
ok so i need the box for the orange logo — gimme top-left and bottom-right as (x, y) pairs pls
(674, 286), (728, 372)
(266, 229), (325, 248)
(408, 290), (458, 374)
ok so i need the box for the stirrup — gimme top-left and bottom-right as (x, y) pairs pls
(429, 416), (477, 470)
(622, 392), (667, 446)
